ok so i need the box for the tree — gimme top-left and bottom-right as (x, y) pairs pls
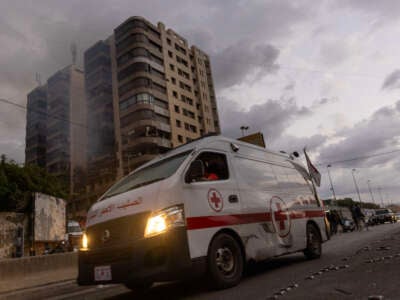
(323, 197), (379, 209)
(0, 155), (68, 212)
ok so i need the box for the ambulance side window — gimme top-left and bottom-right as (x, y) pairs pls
(235, 157), (279, 190)
(188, 152), (229, 182)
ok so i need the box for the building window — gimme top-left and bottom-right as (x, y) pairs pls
(176, 119), (181, 127)
(178, 135), (183, 142)
(171, 77), (176, 84)
(119, 93), (154, 111)
(175, 43), (187, 55)
(190, 125), (197, 133)
(169, 64), (175, 71)
(168, 51), (173, 58)
(174, 105), (180, 113)
(167, 38), (171, 45)
(173, 91), (178, 98)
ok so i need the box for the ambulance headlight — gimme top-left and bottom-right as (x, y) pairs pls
(81, 232), (89, 251)
(144, 205), (185, 238)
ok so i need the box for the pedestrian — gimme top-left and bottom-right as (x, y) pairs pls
(354, 204), (367, 231)
(351, 204), (360, 231)
(331, 210), (340, 234)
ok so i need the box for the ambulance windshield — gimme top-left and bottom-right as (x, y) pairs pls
(100, 150), (192, 200)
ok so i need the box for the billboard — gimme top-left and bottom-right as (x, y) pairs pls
(238, 132), (266, 148)
(34, 193), (66, 241)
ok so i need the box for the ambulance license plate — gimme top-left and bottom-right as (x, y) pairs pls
(94, 265), (112, 281)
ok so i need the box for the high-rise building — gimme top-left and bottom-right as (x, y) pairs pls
(45, 65), (87, 198)
(112, 16), (220, 176)
(81, 16), (221, 211)
(25, 85), (48, 168)
(83, 39), (117, 205)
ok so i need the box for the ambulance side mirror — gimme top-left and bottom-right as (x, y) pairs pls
(185, 160), (205, 183)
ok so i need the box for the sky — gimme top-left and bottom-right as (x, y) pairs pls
(1, 0), (400, 204)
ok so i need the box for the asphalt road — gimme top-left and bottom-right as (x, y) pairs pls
(3, 222), (400, 300)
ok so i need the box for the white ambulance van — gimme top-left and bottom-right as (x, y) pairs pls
(78, 135), (328, 290)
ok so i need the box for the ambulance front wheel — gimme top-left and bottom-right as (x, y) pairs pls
(304, 223), (322, 259)
(207, 233), (244, 289)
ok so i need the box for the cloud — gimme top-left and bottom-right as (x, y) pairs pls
(319, 40), (351, 67)
(219, 96), (311, 141)
(273, 134), (327, 154)
(313, 97), (338, 107)
(337, 0), (400, 18)
(212, 42), (280, 89)
(316, 100), (400, 168)
(314, 101), (400, 200)
(283, 81), (295, 91)
(381, 69), (400, 90)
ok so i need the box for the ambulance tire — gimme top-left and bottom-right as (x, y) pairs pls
(124, 281), (153, 294)
(207, 233), (244, 289)
(304, 223), (322, 260)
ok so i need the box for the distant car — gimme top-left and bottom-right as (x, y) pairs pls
(341, 217), (355, 232)
(396, 213), (400, 222)
(67, 220), (83, 251)
(374, 209), (396, 224)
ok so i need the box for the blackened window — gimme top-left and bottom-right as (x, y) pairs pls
(118, 77), (151, 97)
(118, 62), (150, 81)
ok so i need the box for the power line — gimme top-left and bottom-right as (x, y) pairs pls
(2, 97), (400, 167)
(0, 98), (87, 130)
(316, 148), (400, 166)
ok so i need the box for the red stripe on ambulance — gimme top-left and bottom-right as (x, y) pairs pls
(186, 210), (325, 230)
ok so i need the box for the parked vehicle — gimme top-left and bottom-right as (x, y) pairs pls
(341, 218), (355, 232)
(78, 136), (328, 291)
(67, 220), (83, 251)
(374, 209), (396, 224)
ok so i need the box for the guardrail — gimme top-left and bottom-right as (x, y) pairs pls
(0, 252), (78, 293)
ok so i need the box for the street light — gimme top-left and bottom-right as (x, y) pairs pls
(240, 126), (249, 137)
(326, 164), (337, 204)
(351, 169), (362, 207)
(367, 180), (375, 205)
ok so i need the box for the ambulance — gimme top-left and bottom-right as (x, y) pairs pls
(78, 135), (328, 291)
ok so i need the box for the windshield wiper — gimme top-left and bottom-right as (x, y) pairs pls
(128, 177), (166, 191)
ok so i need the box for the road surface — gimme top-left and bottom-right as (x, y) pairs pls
(2, 222), (400, 300)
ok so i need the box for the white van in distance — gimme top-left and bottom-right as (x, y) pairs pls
(78, 135), (328, 291)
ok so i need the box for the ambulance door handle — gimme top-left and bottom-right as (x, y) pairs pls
(229, 194), (239, 203)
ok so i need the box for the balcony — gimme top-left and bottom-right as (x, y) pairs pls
(126, 136), (171, 149)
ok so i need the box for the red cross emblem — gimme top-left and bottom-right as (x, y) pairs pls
(208, 188), (223, 212)
(270, 196), (291, 237)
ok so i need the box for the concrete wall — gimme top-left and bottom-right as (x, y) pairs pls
(0, 252), (77, 293)
(0, 213), (27, 259)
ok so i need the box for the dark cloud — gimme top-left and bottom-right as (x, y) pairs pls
(316, 100), (400, 168)
(382, 69), (400, 90)
(273, 134), (327, 154)
(0, 0), (316, 162)
(212, 42), (280, 89)
(219, 96), (312, 141)
(318, 98), (331, 105)
(312, 97), (338, 108)
(283, 82), (295, 91)
(319, 39), (351, 67)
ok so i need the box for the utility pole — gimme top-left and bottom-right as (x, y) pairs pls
(378, 187), (384, 208)
(326, 164), (337, 204)
(367, 180), (375, 205)
(351, 169), (362, 207)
